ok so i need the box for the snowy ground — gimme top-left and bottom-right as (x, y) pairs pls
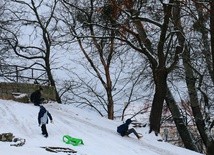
(0, 99), (204, 155)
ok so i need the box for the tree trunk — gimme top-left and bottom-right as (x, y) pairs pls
(149, 67), (167, 135)
(149, 2), (173, 135)
(45, 58), (61, 103)
(165, 86), (199, 152)
(207, 140), (214, 155)
(107, 89), (114, 119)
(194, 2), (214, 83)
(106, 30), (115, 120)
(173, 1), (209, 147)
(105, 61), (114, 120)
(211, 2), (214, 81)
(182, 45), (209, 147)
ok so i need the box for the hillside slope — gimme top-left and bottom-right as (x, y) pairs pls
(0, 100), (203, 155)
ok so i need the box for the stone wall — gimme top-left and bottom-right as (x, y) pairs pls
(0, 82), (56, 103)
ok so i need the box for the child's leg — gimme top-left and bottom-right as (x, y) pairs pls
(41, 124), (48, 137)
(127, 128), (140, 138)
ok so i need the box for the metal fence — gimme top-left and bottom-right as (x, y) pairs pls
(0, 64), (49, 84)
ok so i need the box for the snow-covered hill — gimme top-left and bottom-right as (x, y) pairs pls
(0, 99), (203, 155)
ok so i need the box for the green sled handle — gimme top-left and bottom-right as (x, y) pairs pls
(63, 135), (84, 146)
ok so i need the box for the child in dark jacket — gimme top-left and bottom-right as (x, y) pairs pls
(38, 105), (53, 138)
(30, 87), (44, 106)
(117, 119), (142, 139)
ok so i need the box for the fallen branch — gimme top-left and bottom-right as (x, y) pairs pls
(41, 146), (77, 153)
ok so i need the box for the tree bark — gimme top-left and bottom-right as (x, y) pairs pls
(149, 2), (173, 135)
(211, 2), (214, 81)
(173, 1), (209, 147)
(165, 86), (199, 152)
(149, 67), (168, 135)
(194, 2), (214, 84)
(45, 59), (61, 103)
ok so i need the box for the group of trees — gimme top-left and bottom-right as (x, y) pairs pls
(0, 0), (214, 154)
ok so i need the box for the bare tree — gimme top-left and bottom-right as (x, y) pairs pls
(98, 0), (181, 135)
(2, 0), (62, 103)
(60, 0), (181, 132)
(59, 0), (148, 119)
(0, 1), (10, 66)
(171, 0), (214, 152)
(165, 86), (199, 151)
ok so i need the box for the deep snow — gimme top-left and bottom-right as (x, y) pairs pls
(0, 99), (204, 155)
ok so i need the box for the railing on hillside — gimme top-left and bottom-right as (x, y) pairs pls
(0, 64), (49, 84)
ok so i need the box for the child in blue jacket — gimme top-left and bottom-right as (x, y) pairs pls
(117, 119), (142, 139)
(38, 105), (53, 138)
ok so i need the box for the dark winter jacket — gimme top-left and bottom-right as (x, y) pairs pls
(117, 119), (132, 136)
(30, 89), (42, 104)
(38, 106), (52, 125)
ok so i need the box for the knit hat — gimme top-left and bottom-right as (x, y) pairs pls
(125, 119), (132, 124)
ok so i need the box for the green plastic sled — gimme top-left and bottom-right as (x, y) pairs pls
(63, 135), (84, 146)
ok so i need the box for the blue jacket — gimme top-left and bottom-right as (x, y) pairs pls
(38, 106), (52, 125)
(117, 119), (132, 136)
